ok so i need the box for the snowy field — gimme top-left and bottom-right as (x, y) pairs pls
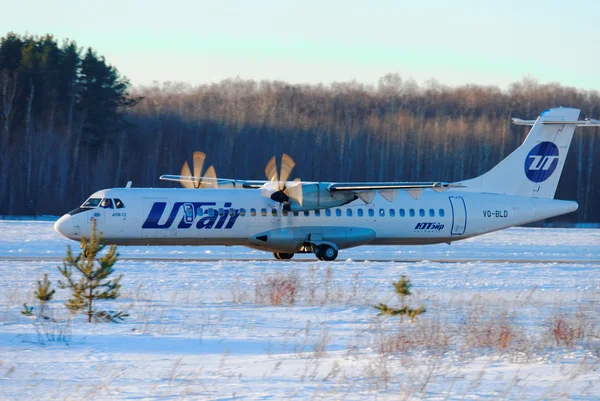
(0, 220), (599, 400)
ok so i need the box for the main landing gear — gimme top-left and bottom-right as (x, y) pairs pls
(273, 252), (294, 260)
(314, 244), (338, 261)
(272, 244), (339, 261)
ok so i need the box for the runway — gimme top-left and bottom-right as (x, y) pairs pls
(1, 221), (598, 266)
(1, 255), (599, 264)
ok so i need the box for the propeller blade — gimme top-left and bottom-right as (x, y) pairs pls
(192, 152), (206, 189)
(264, 156), (279, 183)
(407, 188), (423, 200)
(279, 154), (295, 189)
(284, 179), (303, 206)
(357, 191), (375, 204)
(379, 189), (399, 202)
(200, 165), (218, 188)
(180, 161), (194, 189)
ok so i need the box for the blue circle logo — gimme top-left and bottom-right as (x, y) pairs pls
(524, 142), (559, 183)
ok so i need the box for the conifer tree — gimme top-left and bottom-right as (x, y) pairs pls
(374, 275), (426, 321)
(21, 273), (55, 319)
(57, 219), (127, 323)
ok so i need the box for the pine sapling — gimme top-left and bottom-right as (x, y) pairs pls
(21, 273), (55, 319)
(374, 275), (426, 321)
(393, 275), (412, 309)
(57, 219), (127, 323)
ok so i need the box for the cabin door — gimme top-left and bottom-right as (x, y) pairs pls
(449, 196), (467, 235)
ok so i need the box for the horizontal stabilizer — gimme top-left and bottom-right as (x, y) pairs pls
(512, 118), (600, 127)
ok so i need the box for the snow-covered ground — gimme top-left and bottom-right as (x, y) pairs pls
(0, 220), (598, 400)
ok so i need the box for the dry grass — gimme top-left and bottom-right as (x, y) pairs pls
(254, 271), (299, 306)
(232, 266), (372, 307)
(463, 310), (523, 350)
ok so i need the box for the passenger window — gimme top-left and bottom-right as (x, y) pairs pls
(208, 208), (215, 217)
(358, 209), (364, 217)
(439, 209), (445, 217)
(100, 198), (113, 209)
(429, 208), (435, 217)
(293, 211), (299, 216)
(240, 208), (246, 217)
(368, 209), (374, 217)
(389, 209), (395, 217)
(315, 210), (321, 216)
(379, 209), (385, 217)
(282, 209), (288, 216)
(272, 208), (277, 217)
(409, 209), (415, 217)
(399, 209), (405, 217)
(335, 209), (342, 217)
(346, 209), (352, 217)
(419, 209), (425, 217)
(114, 198), (125, 209)
(251, 208), (256, 216)
(304, 211), (310, 217)
(261, 208), (267, 216)
(218, 208), (225, 217)
(325, 209), (331, 217)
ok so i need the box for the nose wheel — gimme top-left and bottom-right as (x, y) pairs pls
(315, 244), (338, 261)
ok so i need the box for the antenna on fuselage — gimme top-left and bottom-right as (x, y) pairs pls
(126, 181), (132, 188)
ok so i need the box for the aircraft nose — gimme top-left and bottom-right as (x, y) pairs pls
(54, 214), (75, 238)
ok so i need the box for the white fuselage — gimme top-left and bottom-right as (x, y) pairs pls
(53, 107), (595, 259)
(54, 187), (578, 253)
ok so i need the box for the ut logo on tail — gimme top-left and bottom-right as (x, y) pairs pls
(524, 142), (559, 183)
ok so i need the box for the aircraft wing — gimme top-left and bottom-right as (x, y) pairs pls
(328, 181), (464, 202)
(159, 175), (267, 188)
(160, 175), (463, 197)
(328, 182), (458, 191)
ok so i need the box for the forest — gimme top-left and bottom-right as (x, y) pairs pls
(1, 33), (598, 223)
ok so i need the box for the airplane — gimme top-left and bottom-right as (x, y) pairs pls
(54, 107), (599, 261)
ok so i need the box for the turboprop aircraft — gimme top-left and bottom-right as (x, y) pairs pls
(54, 107), (599, 261)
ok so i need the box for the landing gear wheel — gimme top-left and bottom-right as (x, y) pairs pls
(273, 252), (294, 260)
(316, 245), (338, 261)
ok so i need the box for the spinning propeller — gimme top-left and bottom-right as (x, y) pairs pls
(180, 151), (218, 189)
(261, 154), (303, 207)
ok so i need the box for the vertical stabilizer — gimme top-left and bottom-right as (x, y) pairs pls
(458, 107), (580, 199)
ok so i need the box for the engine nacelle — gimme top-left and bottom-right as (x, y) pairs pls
(248, 226), (376, 253)
(285, 184), (356, 212)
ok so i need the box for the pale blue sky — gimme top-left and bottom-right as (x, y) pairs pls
(3, 0), (599, 90)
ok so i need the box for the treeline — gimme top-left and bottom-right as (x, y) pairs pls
(1, 33), (599, 222)
(0, 33), (136, 215)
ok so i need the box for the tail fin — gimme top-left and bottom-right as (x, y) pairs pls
(459, 107), (586, 199)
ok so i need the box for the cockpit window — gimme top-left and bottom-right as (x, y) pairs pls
(114, 198), (125, 209)
(82, 198), (102, 208)
(100, 198), (114, 209)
